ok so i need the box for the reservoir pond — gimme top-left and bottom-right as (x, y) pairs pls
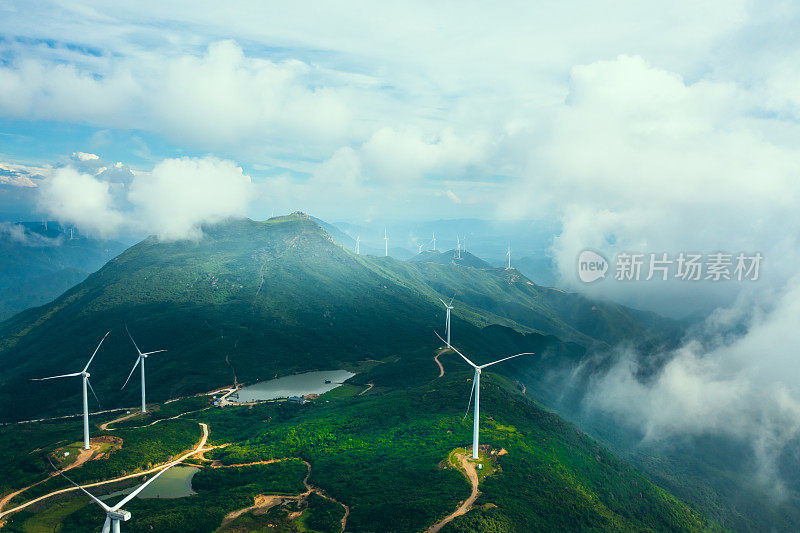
(235, 370), (355, 402)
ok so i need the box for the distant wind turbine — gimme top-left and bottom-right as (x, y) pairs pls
(355, 235), (360, 255)
(51, 458), (178, 533)
(122, 326), (167, 414)
(456, 236), (462, 259)
(439, 296), (455, 346)
(32, 332), (110, 450)
(432, 232), (437, 251)
(434, 331), (532, 459)
(417, 243), (424, 254)
(384, 228), (388, 257)
(506, 244), (511, 269)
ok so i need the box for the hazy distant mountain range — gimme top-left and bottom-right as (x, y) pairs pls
(0, 222), (126, 321)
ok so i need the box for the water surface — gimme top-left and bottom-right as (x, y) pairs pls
(236, 370), (355, 402)
(101, 466), (199, 500)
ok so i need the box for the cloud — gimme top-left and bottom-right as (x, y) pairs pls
(37, 166), (125, 238)
(0, 162), (46, 187)
(0, 221), (61, 246)
(359, 127), (491, 184)
(585, 275), (800, 491)
(72, 152), (99, 162)
(445, 190), (462, 204)
(499, 54), (800, 315)
(128, 156), (252, 240)
(36, 155), (254, 240)
(0, 40), (357, 160)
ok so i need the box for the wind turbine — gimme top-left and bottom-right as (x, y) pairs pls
(434, 331), (532, 459)
(506, 244), (511, 269)
(32, 332), (110, 450)
(52, 458), (178, 533)
(417, 243), (424, 254)
(456, 236), (462, 259)
(439, 296), (454, 346)
(355, 235), (360, 255)
(384, 228), (388, 257)
(122, 326), (167, 414)
(432, 232), (437, 251)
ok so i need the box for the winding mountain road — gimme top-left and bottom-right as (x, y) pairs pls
(218, 457), (349, 532)
(0, 422), (209, 520)
(425, 452), (480, 533)
(434, 348), (449, 377)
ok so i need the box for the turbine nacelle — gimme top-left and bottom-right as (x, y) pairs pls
(109, 510), (131, 521)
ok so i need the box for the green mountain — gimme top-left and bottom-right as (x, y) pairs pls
(0, 213), (677, 422)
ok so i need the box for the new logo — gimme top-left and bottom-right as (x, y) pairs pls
(578, 250), (608, 283)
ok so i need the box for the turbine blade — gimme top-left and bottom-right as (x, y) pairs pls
(114, 461), (178, 509)
(448, 294), (455, 306)
(48, 458), (111, 512)
(126, 324), (143, 356)
(31, 372), (82, 381)
(141, 349), (167, 356)
(83, 331), (111, 372)
(463, 376), (476, 420)
(478, 352), (534, 369)
(439, 298), (447, 307)
(121, 357), (140, 390)
(87, 379), (101, 409)
(433, 331), (476, 367)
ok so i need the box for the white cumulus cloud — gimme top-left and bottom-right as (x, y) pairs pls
(128, 156), (252, 240)
(36, 155), (254, 241)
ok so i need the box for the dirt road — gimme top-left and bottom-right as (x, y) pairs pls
(434, 348), (448, 377)
(218, 457), (349, 532)
(424, 453), (479, 533)
(0, 441), (109, 514)
(0, 422), (209, 520)
(99, 412), (138, 431)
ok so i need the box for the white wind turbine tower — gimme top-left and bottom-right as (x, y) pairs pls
(439, 296), (455, 346)
(52, 458), (179, 533)
(456, 236), (462, 259)
(122, 326), (167, 414)
(355, 235), (360, 255)
(506, 244), (511, 268)
(384, 228), (388, 257)
(432, 232), (437, 251)
(33, 332), (110, 450)
(435, 332), (532, 459)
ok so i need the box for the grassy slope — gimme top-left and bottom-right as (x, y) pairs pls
(0, 369), (715, 531)
(0, 214), (673, 423)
